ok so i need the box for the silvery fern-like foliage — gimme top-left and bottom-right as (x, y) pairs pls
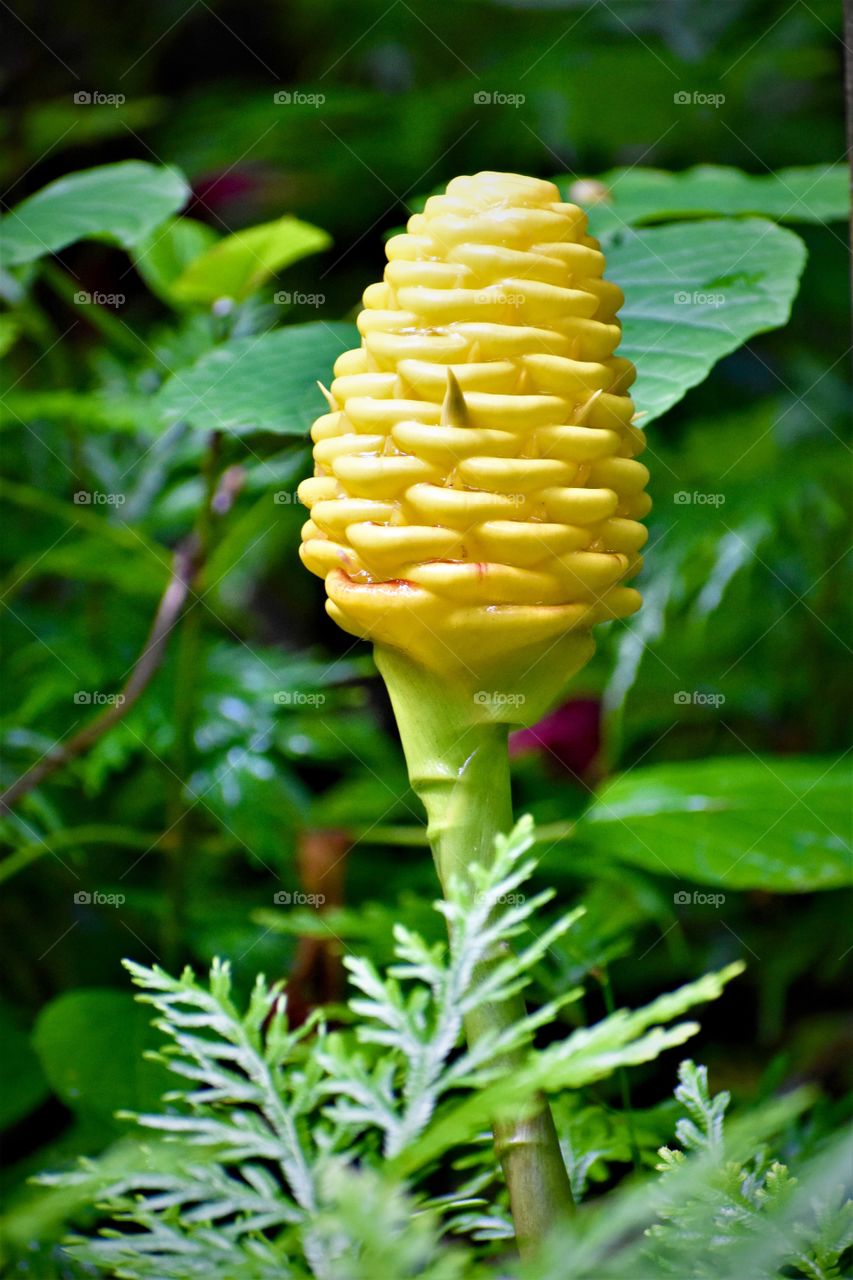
(645, 1061), (853, 1280)
(649, 1060), (794, 1273)
(45, 818), (748, 1279)
(787, 1187), (853, 1280)
(517, 1071), (852, 1280)
(670, 1060), (730, 1155)
(318, 816), (585, 1157)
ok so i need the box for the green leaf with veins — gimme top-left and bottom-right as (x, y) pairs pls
(156, 321), (358, 436)
(132, 217), (219, 305)
(610, 219), (807, 424)
(0, 162), (190, 267)
(576, 756), (852, 891)
(169, 215), (332, 303)
(559, 164), (849, 240)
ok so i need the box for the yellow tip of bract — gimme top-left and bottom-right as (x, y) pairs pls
(298, 171), (649, 721)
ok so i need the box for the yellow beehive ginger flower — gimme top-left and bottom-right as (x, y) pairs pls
(299, 171), (650, 720)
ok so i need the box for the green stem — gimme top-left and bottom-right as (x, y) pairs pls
(346, 818), (577, 848)
(0, 827), (232, 886)
(375, 645), (574, 1255)
(0, 826), (161, 885)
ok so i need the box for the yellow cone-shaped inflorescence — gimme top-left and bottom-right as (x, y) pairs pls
(299, 171), (650, 720)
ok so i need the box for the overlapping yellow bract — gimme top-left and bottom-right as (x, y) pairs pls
(298, 171), (649, 690)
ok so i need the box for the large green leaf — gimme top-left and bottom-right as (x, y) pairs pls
(559, 164), (849, 240)
(32, 989), (172, 1119)
(156, 321), (358, 436)
(575, 756), (852, 891)
(132, 216), (219, 305)
(0, 161), (190, 267)
(610, 218), (806, 424)
(170, 215), (332, 303)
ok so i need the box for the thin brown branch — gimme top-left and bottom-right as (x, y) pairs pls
(287, 828), (349, 1024)
(0, 539), (199, 815)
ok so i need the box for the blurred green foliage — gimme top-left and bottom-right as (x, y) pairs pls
(0, 0), (850, 1272)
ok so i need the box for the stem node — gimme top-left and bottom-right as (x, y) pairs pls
(375, 644), (574, 1254)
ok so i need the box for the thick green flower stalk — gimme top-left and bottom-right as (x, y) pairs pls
(298, 171), (650, 1251)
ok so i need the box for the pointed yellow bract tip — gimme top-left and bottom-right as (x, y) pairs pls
(298, 170), (650, 714)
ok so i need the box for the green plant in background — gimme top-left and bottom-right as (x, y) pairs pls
(1, 1), (851, 1267)
(0, 150), (846, 1271)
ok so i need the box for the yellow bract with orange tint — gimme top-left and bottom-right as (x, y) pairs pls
(298, 171), (649, 701)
